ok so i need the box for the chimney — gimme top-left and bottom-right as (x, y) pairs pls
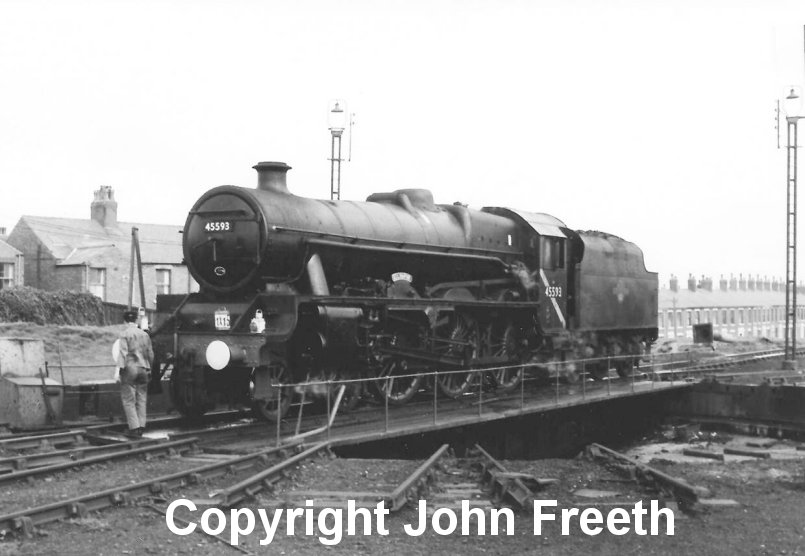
(253, 161), (291, 194)
(687, 273), (696, 292)
(91, 186), (117, 228)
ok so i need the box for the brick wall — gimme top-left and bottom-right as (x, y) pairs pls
(54, 266), (85, 293)
(7, 220), (59, 290)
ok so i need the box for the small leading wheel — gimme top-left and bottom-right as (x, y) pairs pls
(339, 382), (363, 412)
(252, 394), (291, 422)
(323, 378), (363, 413)
(169, 362), (208, 419)
(373, 357), (423, 405)
(251, 364), (292, 422)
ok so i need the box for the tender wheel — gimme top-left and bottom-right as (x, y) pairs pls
(251, 363), (292, 421)
(373, 357), (423, 405)
(487, 322), (524, 393)
(615, 357), (635, 378)
(563, 367), (582, 384)
(588, 361), (610, 381)
(435, 313), (477, 398)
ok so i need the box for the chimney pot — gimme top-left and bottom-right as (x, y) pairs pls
(91, 186), (117, 228)
(253, 161), (291, 194)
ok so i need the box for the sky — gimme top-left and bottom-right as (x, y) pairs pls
(1, 0), (804, 286)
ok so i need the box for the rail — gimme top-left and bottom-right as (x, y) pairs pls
(0, 429), (87, 451)
(0, 440), (302, 537)
(0, 436), (171, 473)
(474, 444), (535, 511)
(0, 437), (198, 484)
(586, 442), (711, 511)
(385, 443), (450, 511)
(210, 442), (330, 507)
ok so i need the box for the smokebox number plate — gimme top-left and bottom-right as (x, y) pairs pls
(205, 221), (232, 232)
(214, 308), (231, 330)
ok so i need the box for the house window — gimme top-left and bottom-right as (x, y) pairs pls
(88, 267), (106, 299)
(156, 269), (171, 295)
(0, 263), (13, 289)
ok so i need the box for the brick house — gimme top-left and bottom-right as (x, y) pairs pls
(7, 186), (196, 308)
(0, 228), (24, 289)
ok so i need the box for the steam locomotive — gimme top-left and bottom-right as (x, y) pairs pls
(151, 161), (658, 419)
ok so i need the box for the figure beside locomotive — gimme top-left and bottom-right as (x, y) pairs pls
(150, 161), (658, 419)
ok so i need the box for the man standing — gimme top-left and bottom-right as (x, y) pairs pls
(116, 309), (154, 437)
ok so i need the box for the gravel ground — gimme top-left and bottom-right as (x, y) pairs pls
(2, 441), (804, 556)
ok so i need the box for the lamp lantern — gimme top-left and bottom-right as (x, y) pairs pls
(784, 87), (803, 118)
(328, 100), (347, 135)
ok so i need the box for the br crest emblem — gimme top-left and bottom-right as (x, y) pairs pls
(613, 280), (629, 303)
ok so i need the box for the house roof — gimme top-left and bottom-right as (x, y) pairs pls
(0, 238), (21, 261)
(17, 216), (183, 265)
(57, 243), (124, 266)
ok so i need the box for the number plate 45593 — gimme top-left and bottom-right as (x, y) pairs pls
(545, 286), (563, 298)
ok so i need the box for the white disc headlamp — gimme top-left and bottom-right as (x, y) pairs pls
(206, 340), (231, 370)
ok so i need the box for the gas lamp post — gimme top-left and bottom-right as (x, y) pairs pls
(328, 100), (347, 200)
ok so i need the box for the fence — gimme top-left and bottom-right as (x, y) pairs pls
(100, 302), (157, 326)
(269, 353), (689, 446)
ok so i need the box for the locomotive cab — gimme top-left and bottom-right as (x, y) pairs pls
(482, 207), (570, 333)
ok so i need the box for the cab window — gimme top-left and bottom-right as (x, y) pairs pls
(540, 237), (565, 270)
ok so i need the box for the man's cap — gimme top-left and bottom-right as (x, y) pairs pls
(123, 310), (139, 323)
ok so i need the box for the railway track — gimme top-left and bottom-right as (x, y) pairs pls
(270, 444), (455, 512)
(650, 346), (805, 379)
(0, 437), (329, 538)
(276, 443), (555, 516)
(0, 437), (199, 483)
